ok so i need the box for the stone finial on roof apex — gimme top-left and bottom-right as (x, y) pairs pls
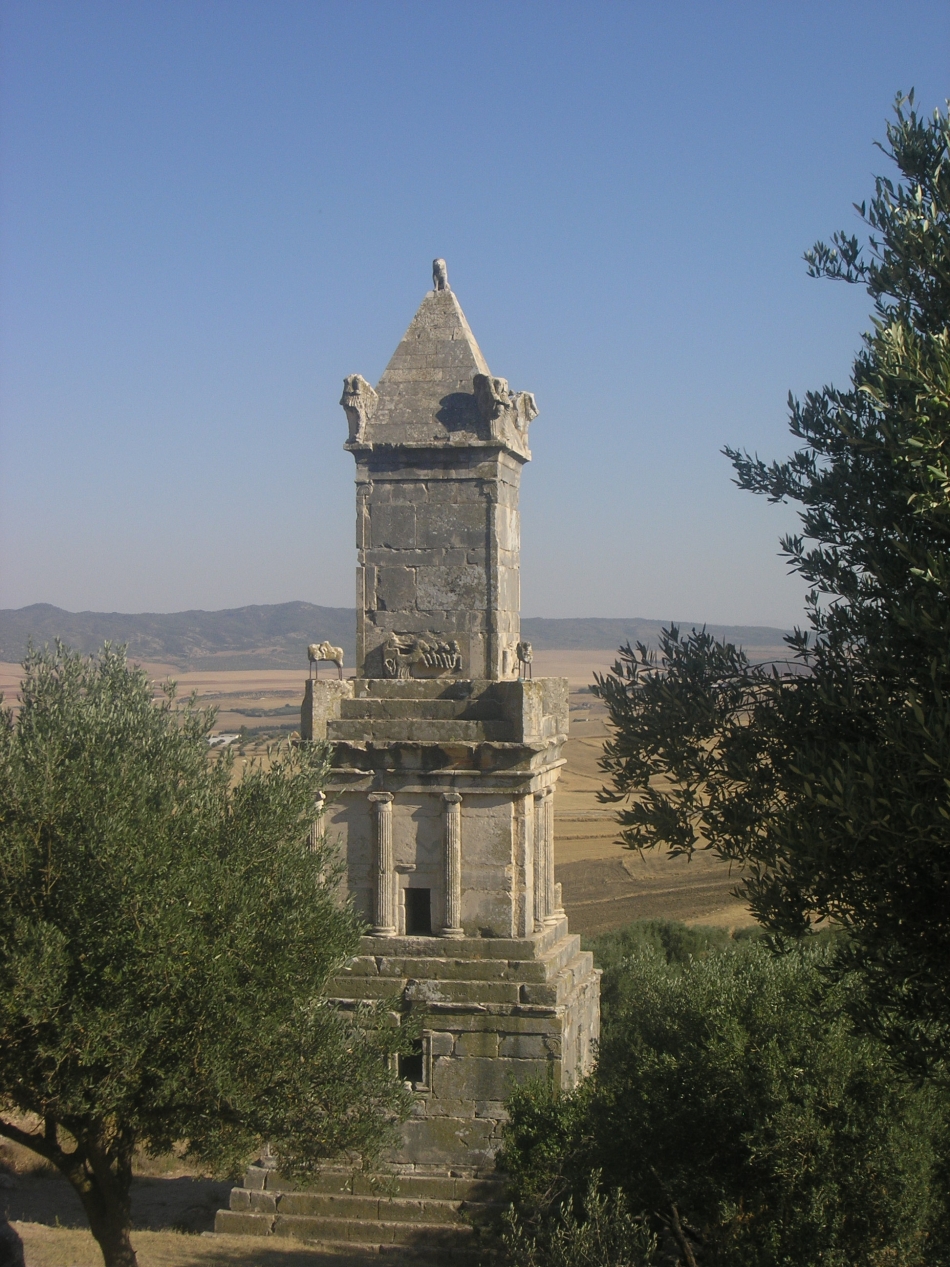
(432, 258), (449, 292)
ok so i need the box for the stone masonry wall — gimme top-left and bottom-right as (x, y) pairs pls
(325, 789), (532, 939)
(355, 448), (522, 681)
(329, 924), (602, 1172)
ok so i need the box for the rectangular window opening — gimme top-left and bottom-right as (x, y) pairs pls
(398, 1037), (425, 1086)
(405, 887), (432, 935)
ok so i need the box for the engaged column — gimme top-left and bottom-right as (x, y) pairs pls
(533, 789), (547, 931)
(543, 787), (557, 925)
(441, 792), (464, 937)
(369, 792), (395, 936)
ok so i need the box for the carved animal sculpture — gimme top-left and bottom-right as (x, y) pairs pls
(516, 640), (534, 679)
(473, 373), (539, 445)
(340, 374), (378, 443)
(383, 632), (462, 679)
(432, 258), (449, 291)
(308, 641), (344, 680)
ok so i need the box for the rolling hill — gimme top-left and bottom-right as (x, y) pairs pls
(0, 604), (791, 671)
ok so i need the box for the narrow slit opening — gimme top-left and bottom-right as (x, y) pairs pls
(405, 888), (432, 935)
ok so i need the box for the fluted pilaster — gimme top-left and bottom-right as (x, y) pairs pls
(533, 790), (547, 930)
(369, 792), (395, 935)
(441, 792), (464, 937)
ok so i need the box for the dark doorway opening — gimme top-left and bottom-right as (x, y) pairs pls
(405, 888), (432, 935)
(399, 1038), (425, 1085)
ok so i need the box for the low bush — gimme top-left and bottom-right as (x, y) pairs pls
(500, 922), (950, 1267)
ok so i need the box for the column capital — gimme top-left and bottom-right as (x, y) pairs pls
(368, 791), (394, 804)
(442, 791), (463, 804)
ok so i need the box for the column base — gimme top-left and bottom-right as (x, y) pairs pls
(440, 927), (465, 939)
(372, 925), (397, 937)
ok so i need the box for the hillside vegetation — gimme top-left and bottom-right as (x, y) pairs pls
(501, 921), (950, 1267)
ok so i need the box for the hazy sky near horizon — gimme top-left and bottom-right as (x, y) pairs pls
(1, 2), (948, 627)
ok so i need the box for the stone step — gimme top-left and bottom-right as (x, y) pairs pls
(233, 1188), (500, 1226)
(358, 919), (570, 961)
(340, 698), (506, 722)
(327, 975), (521, 1005)
(330, 949), (596, 1015)
(243, 1166), (504, 1202)
(327, 719), (513, 743)
(340, 953), (553, 984)
(351, 679), (498, 701)
(216, 1208), (485, 1249)
(336, 934), (587, 987)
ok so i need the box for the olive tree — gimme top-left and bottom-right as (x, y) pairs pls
(0, 644), (409, 1267)
(594, 93), (950, 1069)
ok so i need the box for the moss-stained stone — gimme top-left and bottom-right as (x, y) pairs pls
(454, 1031), (500, 1058)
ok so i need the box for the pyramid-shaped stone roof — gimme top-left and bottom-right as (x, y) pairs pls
(342, 276), (537, 458)
(376, 289), (490, 425)
(356, 289), (490, 446)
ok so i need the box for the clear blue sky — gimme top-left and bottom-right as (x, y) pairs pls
(1, 1), (947, 626)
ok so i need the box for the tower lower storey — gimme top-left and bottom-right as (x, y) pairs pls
(216, 676), (601, 1257)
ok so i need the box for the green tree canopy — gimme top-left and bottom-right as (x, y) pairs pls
(0, 644), (409, 1267)
(502, 926), (950, 1266)
(593, 94), (950, 1069)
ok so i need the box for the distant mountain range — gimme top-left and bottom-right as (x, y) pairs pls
(0, 603), (791, 671)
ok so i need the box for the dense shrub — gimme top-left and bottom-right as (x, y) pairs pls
(500, 923), (950, 1267)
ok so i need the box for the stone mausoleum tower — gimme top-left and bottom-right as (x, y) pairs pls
(218, 263), (600, 1254)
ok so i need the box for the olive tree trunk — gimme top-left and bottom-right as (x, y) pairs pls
(0, 1118), (139, 1267)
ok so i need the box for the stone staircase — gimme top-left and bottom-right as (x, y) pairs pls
(216, 1164), (506, 1262)
(301, 675), (569, 750)
(328, 681), (514, 746)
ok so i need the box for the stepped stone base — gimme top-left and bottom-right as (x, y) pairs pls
(216, 1165), (504, 1261)
(217, 922), (599, 1255)
(333, 918), (599, 1169)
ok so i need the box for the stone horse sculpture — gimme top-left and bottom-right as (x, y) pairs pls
(308, 641), (344, 680)
(516, 640), (534, 680)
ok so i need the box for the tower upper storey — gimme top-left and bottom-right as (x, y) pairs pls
(341, 262), (538, 681)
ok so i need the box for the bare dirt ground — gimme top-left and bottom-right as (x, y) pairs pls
(1, 1138), (357, 1265)
(14, 1223), (372, 1267)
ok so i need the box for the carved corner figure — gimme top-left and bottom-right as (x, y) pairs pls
(308, 641), (344, 680)
(432, 258), (449, 291)
(516, 640), (534, 680)
(340, 374), (378, 444)
(473, 373), (539, 447)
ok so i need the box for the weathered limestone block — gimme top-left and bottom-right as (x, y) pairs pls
(300, 678), (354, 741)
(454, 1031), (500, 1058)
(398, 1113), (497, 1167)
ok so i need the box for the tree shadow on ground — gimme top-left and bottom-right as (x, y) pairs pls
(2, 1173), (233, 1232)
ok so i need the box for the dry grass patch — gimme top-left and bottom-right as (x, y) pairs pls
(16, 1222), (373, 1266)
